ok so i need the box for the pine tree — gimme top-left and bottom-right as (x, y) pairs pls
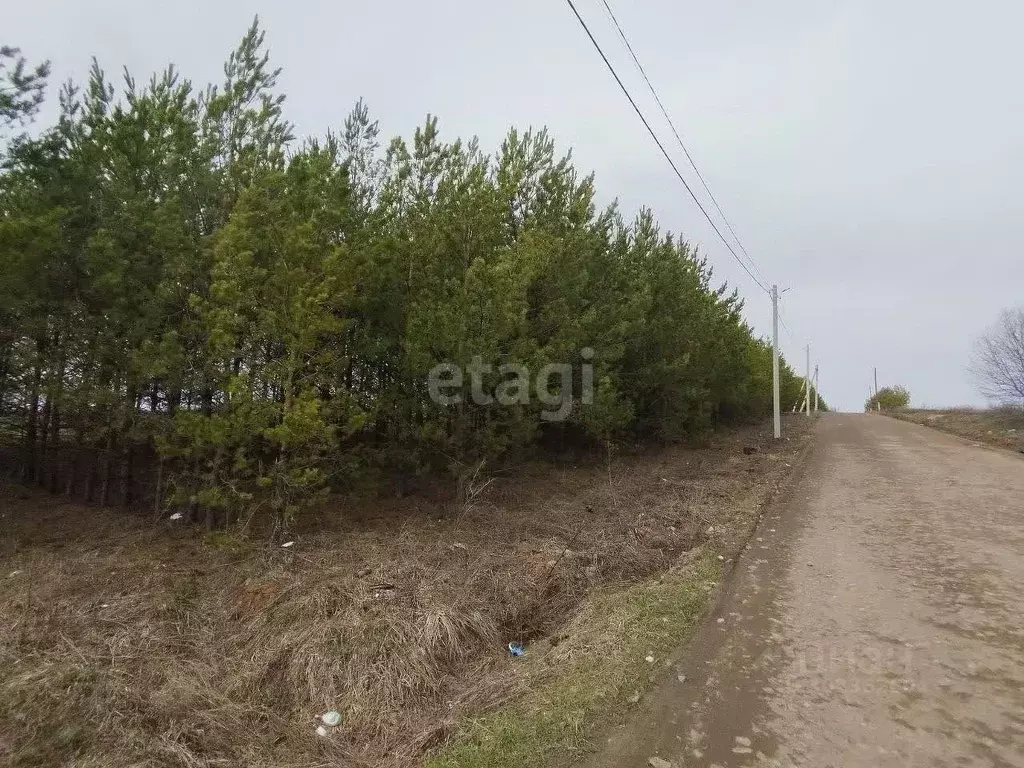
(0, 45), (50, 132)
(0, 19), (820, 527)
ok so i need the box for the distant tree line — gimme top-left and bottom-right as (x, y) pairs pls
(0, 20), (810, 531)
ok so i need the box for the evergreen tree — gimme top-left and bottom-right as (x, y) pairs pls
(0, 20), (818, 529)
(1, 45), (50, 131)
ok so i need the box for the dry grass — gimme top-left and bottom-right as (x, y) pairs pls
(0, 417), (813, 768)
(891, 407), (1024, 451)
(425, 549), (721, 768)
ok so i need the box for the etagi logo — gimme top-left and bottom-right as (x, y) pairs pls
(427, 348), (594, 422)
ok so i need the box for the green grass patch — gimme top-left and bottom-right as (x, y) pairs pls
(202, 529), (249, 555)
(426, 549), (721, 768)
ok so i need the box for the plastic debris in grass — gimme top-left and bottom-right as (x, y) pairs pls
(281, 541), (295, 548)
(169, 512), (183, 521)
(321, 711), (341, 727)
(508, 641), (525, 657)
(315, 710), (341, 738)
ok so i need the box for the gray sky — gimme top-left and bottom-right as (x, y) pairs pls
(9, 0), (1024, 411)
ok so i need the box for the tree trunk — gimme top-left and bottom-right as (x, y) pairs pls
(48, 404), (62, 494)
(121, 441), (135, 510)
(152, 457), (164, 520)
(84, 449), (97, 503)
(99, 434), (115, 507)
(186, 456), (200, 523)
(47, 351), (67, 494)
(0, 339), (11, 419)
(36, 393), (52, 486)
(65, 445), (78, 498)
(119, 391), (142, 510)
(188, 387), (215, 524)
(22, 346), (42, 483)
(167, 388), (181, 415)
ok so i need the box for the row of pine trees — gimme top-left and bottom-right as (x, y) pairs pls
(0, 21), (810, 530)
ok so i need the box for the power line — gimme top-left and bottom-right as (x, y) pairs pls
(779, 314), (796, 341)
(562, 0), (770, 294)
(778, 306), (797, 342)
(597, 0), (769, 288)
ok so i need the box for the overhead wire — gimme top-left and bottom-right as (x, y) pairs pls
(573, 1), (821, 404)
(778, 305), (797, 342)
(562, 0), (771, 295)
(596, 0), (770, 289)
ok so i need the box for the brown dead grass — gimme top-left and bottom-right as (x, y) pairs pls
(891, 407), (1024, 452)
(0, 417), (813, 768)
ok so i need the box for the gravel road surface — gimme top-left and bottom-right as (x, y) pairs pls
(581, 414), (1024, 768)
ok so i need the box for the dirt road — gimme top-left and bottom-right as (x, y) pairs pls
(581, 414), (1024, 768)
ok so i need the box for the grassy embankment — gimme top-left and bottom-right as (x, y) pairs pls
(1, 418), (814, 768)
(889, 407), (1024, 452)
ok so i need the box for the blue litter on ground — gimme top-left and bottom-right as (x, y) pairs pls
(508, 641), (525, 657)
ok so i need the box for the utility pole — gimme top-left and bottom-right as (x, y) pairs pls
(813, 365), (819, 413)
(805, 344), (811, 416)
(874, 367), (878, 397)
(771, 285), (781, 439)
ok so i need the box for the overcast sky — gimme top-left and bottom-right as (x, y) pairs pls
(8, 0), (1023, 411)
